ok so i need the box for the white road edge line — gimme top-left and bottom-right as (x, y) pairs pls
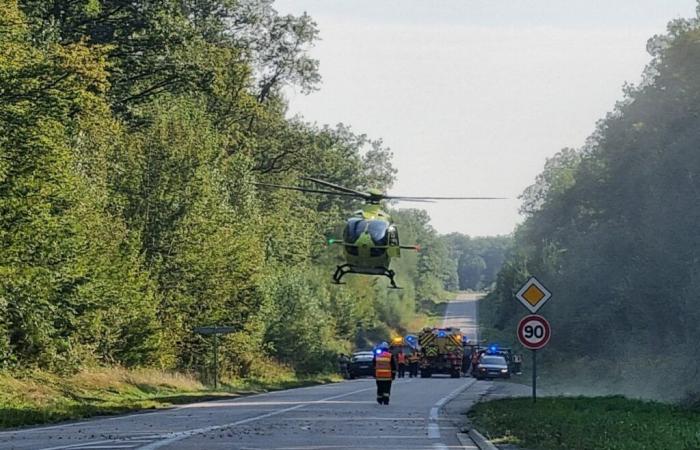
(36, 381), (411, 450)
(71, 446), (137, 449)
(3, 379), (351, 437)
(428, 407), (441, 438)
(135, 385), (374, 450)
(428, 379), (477, 440)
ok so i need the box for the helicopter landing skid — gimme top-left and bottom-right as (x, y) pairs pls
(333, 265), (401, 289)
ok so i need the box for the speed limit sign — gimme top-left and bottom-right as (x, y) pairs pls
(517, 315), (551, 350)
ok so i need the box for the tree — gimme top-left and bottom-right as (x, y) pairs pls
(482, 8), (700, 399)
(0, 1), (156, 369)
(19, 0), (320, 113)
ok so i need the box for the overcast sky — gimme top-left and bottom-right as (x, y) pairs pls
(274, 0), (698, 236)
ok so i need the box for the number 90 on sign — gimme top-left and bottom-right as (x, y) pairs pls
(517, 315), (551, 350)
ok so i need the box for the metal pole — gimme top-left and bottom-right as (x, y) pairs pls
(213, 334), (219, 389)
(532, 349), (537, 403)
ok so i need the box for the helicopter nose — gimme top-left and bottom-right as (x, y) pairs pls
(356, 233), (372, 247)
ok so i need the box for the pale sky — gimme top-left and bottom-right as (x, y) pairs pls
(274, 0), (698, 236)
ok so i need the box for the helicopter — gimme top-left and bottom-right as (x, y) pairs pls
(256, 177), (505, 289)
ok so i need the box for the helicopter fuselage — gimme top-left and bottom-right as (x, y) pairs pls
(256, 176), (501, 289)
(331, 204), (406, 287)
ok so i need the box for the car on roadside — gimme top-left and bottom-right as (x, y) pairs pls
(474, 355), (510, 380)
(347, 351), (375, 379)
(487, 347), (515, 373)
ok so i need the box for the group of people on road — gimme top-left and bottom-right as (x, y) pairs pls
(340, 342), (525, 406)
(395, 349), (420, 378)
(337, 343), (415, 405)
(373, 342), (428, 404)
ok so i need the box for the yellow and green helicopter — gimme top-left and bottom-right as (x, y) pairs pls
(257, 177), (504, 288)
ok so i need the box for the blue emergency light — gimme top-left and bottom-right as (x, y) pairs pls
(488, 344), (498, 353)
(374, 348), (382, 355)
(437, 330), (446, 338)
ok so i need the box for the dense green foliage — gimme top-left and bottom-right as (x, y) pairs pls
(470, 396), (700, 450)
(443, 234), (511, 291)
(0, 0), (469, 377)
(482, 8), (700, 399)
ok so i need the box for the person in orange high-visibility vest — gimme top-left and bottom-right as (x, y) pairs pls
(407, 351), (420, 378)
(396, 350), (407, 378)
(373, 342), (397, 405)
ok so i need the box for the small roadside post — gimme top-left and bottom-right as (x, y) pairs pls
(194, 326), (236, 389)
(514, 277), (552, 403)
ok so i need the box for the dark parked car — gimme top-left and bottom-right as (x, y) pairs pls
(348, 351), (375, 379)
(475, 355), (510, 380)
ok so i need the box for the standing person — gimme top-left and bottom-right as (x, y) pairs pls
(397, 350), (407, 378)
(338, 353), (350, 379)
(470, 349), (480, 377)
(407, 351), (420, 378)
(462, 348), (472, 376)
(513, 354), (522, 374)
(373, 342), (396, 405)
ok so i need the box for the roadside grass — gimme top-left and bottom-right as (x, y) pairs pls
(0, 367), (340, 429)
(469, 396), (700, 450)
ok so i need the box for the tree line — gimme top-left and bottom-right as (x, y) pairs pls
(0, 0), (509, 378)
(482, 7), (700, 399)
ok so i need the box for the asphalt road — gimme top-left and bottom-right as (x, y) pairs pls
(442, 292), (480, 343)
(0, 293), (486, 450)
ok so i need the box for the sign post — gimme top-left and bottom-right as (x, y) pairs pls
(194, 326), (236, 389)
(532, 349), (536, 403)
(515, 276), (552, 403)
(517, 314), (551, 402)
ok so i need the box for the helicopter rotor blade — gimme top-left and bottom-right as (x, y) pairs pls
(302, 177), (371, 198)
(387, 198), (435, 203)
(384, 195), (508, 201)
(257, 179), (507, 202)
(254, 183), (361, 198)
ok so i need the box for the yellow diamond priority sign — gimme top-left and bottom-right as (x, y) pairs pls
(515, 277), (551, 313)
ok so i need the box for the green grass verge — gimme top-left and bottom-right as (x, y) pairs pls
(469, 396), (700, 450)
(0, 368), (340, 429)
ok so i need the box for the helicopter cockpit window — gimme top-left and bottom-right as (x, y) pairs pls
(367, 221), (389, 245)
(344, 219), (389, 245)
(344, 218), (364, 243)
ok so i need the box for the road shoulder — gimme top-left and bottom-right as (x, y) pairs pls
(442, 379), (530, 449)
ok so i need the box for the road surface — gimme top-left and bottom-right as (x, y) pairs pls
(0, 293), (487, 450)
(442, 292), (480, 343)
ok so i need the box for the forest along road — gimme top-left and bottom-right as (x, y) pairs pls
(0, 294), (483, 450)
